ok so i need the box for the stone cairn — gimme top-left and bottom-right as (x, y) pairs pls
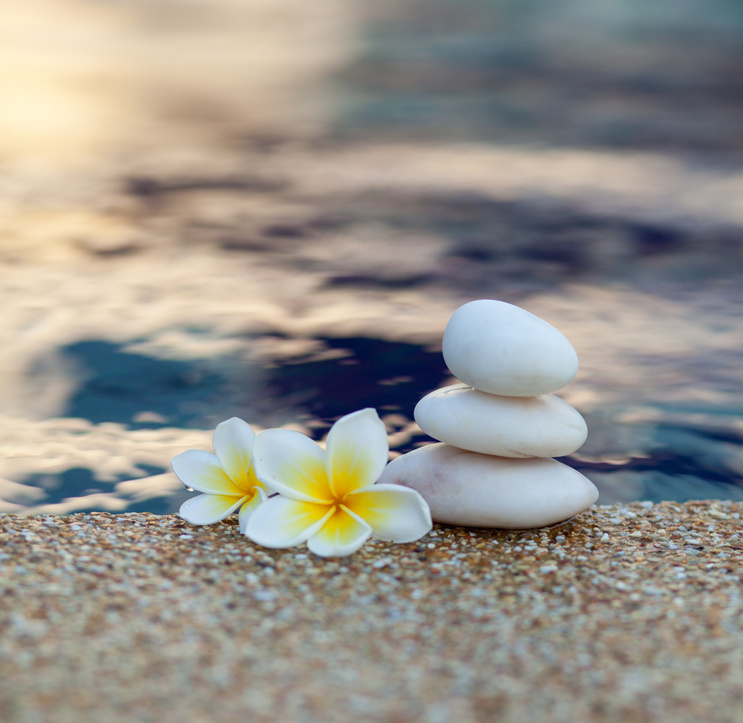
(379, 299), (598, 528)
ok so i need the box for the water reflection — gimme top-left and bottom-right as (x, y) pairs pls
(1, 0), (742, 514)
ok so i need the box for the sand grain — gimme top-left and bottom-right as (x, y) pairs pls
(1, 502), (742, 722)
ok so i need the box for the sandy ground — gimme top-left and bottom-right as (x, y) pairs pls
(1, 501), (742, 722)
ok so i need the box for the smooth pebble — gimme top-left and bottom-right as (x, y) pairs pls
(442, 299), (579, 397)
(414, 383), (587, 458)
(378, 443), (599, 529)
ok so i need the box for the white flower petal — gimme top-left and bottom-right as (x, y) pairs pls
(245, 496), (333, 548)
(325, 408), (389, 498)
(238, 487), (267, 534)
(252, 429), (332, 503)
(179, 493), (247, 525)
(307, 506), (372, 557)
(171, 450), (243, 496)
(212, 417), (256, 487)
(345, 483), (432, 542)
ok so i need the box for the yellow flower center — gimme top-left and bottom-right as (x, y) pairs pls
(236, 464), (261, 495)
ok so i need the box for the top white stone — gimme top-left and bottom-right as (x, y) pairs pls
(442, 299), (579, 397)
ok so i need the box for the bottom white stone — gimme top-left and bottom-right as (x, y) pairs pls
(378, 443), (599, 529)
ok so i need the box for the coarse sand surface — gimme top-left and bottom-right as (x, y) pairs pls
(1, 501), (742, 722)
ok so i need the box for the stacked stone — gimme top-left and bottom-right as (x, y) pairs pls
(379, 300), (598, 529)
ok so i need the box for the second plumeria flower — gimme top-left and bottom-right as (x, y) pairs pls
(172, 417), (271, 532)
(245, 408), (432, 557)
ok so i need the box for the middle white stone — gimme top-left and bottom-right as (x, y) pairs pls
(414, 382), (587, 458)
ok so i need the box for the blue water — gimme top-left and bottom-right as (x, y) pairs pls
(4, 0), (743, 514)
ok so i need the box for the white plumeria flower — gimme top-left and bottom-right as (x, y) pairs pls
(172, 417), (270, 533)
(245, 408), (432, 557)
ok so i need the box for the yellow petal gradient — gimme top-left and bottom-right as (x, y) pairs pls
(307, 506), (372, 557)
(325, 409), (389, 499)
(245, 496), (333, 548)
(171, 450), (244, 496)
(344, 484), (432, 542)
(212, 417), (257, 490)
(179, 493), (248, 526)
(238, 486), (268, 534)
(252, 429), (333, 503)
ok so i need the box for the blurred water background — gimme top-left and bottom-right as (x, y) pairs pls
(2, 0), (743, 515)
